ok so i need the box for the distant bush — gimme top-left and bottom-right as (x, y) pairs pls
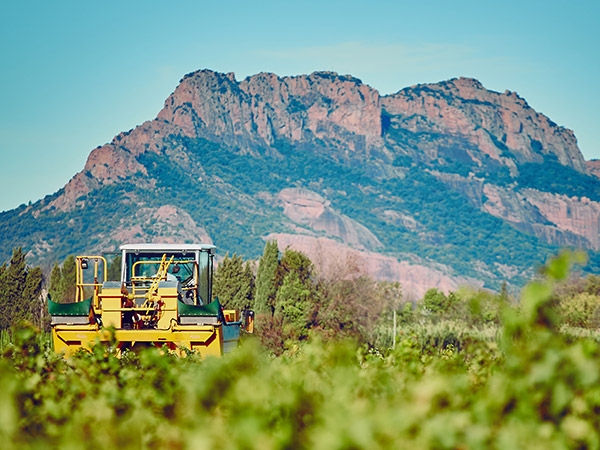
(558, 292), (600, 328)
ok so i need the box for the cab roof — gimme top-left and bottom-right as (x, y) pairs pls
(120, 243), (216, 253)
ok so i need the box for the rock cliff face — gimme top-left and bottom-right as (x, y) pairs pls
(523, 190), (600, 248)
(482, 184), (598, 248)
(430, 172), (600, 251)
(157, 70), (383, 155)
(47, 144), (149, 212)
(109, 205), (212, 246)
(5, 69), (599, 297)
(276, 188), (382, 251)
(587, 160), (600, 179)
(382, 78), (586, 173)
(154, 71), (586, 173)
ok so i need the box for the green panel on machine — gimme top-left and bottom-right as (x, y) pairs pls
(178, 298), (221, 317)
(48, 296), (92, 316)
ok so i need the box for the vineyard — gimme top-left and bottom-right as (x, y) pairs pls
(2, 252), (600, 449)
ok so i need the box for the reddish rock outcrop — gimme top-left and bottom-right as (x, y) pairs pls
(46, 142), (150, 212)
(44, 171), (99, 212)
(157, 70), (383, 154)
(276, 188), (382, 251)
(523, 190), (600, 249)
(267, 233), (480, 299)
(382, 77), (586, 173)
(587, 160), (600, 179)
(482, 183), (600, 249)
(107, 205), (212, 248)
(432, 167), (600, 251)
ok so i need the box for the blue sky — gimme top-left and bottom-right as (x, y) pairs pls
(0, 0), (598, 212)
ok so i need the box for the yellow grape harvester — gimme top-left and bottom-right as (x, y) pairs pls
(47, 243), (254, 357)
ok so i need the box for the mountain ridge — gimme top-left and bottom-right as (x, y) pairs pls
(3, 69), (599, 297)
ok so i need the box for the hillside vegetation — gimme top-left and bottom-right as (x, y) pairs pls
(0, 133), (567, 290)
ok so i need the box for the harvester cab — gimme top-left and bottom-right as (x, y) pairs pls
(48, 243), (253, 357)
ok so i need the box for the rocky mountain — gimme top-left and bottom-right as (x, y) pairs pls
(3, 69), (600, 297)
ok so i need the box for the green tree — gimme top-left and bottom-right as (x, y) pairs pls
(584, 274), (600, 296)
(23, 266), (44, 327)
(48, 262), (63, 302)
(274, 249), (319, 340)
(254, 241), (279, 315)
(421, 288), (451, 314)
(558, 292), (600, 328)
(0, 248), (44, 329)
(48, 255), (77, 303)
(317, 275), (387, 346)
(276, 249), (314, 286)
(499, 280), (510, 303)
(213, 253), (254, 310)
(275, 272), (313, 339)
(107, 254), (122, 282)
(60, 255), (77, 303)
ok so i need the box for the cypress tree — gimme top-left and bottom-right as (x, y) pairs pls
(0, 259), (8, 329)
(48, 262), (63, 302)
(0, 248), (27, 329)
(213, 253), (254, 310)
(254, 240), (279, 315)
(0, 248), (43, 329)
(23, 266), (43, 327)
(275, 271), (313, 339)
(274, 249), (318, 339)
(499, 280), (510, 303)
(107, 254), (122, 282)
(60, 255), (77, 303)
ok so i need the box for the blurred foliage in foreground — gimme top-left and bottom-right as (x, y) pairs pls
(3, 251), (600, 449)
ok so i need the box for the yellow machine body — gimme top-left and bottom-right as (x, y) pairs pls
(49, 243), (250, 358)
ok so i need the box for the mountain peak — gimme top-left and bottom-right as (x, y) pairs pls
(156, 68), (383, 155)
(307, 71), (364, 85)
(383, 76), (585, 173)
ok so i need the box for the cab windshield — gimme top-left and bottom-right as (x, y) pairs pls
(123, 250), (212, 304)
(127, 252), (196, 285)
